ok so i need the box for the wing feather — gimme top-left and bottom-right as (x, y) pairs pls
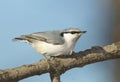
(14, 31), (64, 45)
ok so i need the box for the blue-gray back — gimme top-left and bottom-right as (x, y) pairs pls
(25, 30), (65, 45)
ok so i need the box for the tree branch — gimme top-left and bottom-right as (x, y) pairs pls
(0, 42), (120, 82)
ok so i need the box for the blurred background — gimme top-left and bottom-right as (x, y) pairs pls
(0, 0), (120, 82)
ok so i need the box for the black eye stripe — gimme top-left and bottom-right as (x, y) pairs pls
(60, 31), (80, 37)
(63, 31), (80, 34)
(70, 32), (80, 34)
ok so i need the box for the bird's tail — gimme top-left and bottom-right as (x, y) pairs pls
(13, 35), (32, 44)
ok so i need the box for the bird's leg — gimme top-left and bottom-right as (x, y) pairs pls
(69, 51), (76, 55)
(50, 56), (56, 60)
(42, 55), (50, 69)
(70, 51), (73, 55)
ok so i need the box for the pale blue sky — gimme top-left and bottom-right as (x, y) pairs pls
(0, 0), (115, 82)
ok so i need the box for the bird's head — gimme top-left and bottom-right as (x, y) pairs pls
(61, 28), (86, 42)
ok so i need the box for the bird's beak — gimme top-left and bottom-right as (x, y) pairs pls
(80, 31), (87, 34)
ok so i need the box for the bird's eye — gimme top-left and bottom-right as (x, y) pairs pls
(71, 31), (80, 34)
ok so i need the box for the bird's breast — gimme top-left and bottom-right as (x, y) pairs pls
(32, 41), (69, 56)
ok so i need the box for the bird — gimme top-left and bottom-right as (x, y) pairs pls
(13, 28), (86, 58)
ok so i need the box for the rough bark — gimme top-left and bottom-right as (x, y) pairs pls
(0, 42), (120, 82)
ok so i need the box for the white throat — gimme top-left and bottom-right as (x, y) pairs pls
(63, 33), (79, 50)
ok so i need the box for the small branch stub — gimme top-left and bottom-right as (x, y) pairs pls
(50, 73), (60, 82)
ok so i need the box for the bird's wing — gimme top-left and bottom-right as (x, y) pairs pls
(15, 31), (65, 45)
